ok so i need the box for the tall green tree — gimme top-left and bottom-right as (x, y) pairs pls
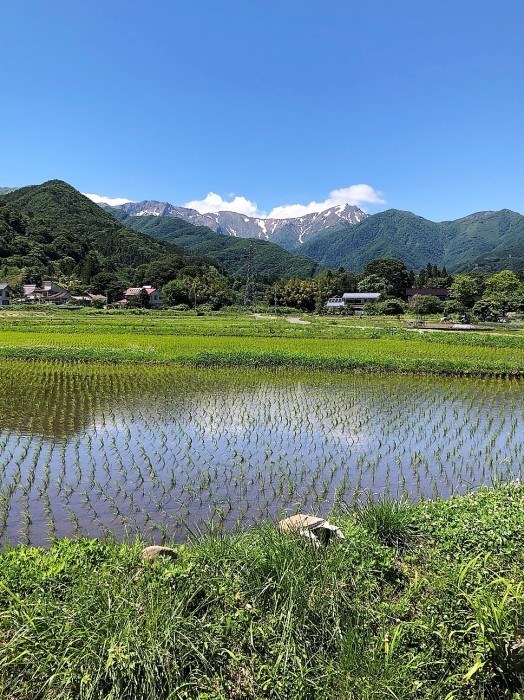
(363, 259), (409, 297)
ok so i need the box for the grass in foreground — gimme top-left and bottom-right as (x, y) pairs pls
(2, 484), (524, 699)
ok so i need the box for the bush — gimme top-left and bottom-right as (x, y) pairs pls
(376, 299), (406, 316)
(409, 294), (444, 316)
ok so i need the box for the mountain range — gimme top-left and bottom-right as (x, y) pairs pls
(109, 208), (321, 280)
(3, 181), (524, 276)
(300, 208), (524, 272)
(109, 198), (524, 273)
(111, 200), (366, 250)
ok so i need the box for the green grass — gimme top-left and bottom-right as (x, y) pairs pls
(2, 485), (524, 699)
(1, 309), (524, 375)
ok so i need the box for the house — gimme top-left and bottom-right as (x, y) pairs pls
(406, 288), (450, 302)
(325, 297), (346, 310)
(121, 285), (163, 309)
(23, 280), (70, 304)
(326, 292), (381, 315)
(0, 283), (11, 306)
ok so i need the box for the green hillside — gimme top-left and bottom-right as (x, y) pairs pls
(301, 210), (444, 271)
(441, 209), (524, 271)
(0, 180), (215, 283)
(116, 212), (322, 280)
(300, 208), (524, 272)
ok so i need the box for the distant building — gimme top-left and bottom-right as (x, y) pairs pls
(71, 293), (107, 307)
(325, 297), (346, 310)
(23, 280), (70, 304)
(326, 292), (381, 315)
(120, 285), (163, 309)
(0, 283), (11, 306)
(406, 288), (450, 302)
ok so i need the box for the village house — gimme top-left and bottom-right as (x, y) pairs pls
(118, 285), (163, 309)
(22, 280), (71, 304)
(406, 288), (450, 302)
(326, 292), (381, 315)
(0, 283), (11, 306)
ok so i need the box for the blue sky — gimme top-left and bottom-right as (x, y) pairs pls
(1, 0), (523, 221)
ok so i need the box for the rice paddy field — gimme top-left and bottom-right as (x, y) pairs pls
(0, 348), (523, 547)
(0, 310), (524, 548)
(3, 310), (524, 698)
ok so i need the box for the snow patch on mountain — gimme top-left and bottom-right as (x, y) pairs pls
(111, 200), (367, 250)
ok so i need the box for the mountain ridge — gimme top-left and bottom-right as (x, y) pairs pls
(109, 200), (367, 250)
(110, 209), (323, 279)
(300, 208), (524, 272)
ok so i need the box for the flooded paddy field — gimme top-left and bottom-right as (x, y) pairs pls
(0, 360), (523, 546)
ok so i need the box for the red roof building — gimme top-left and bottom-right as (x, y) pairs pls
(121, 285), (163, 308)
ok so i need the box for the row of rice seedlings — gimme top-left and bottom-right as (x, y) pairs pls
(0, 363), (523, 546)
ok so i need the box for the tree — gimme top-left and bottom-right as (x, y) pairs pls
(270, 278), (317, 311)
(376, 298), (406, 315)
(128, 288), (150, 308)
(450, 275), (481, 308)
(363, 259), (409, 298)
(410, 294), (444, 316)
(357, 274), (387, 294)
(90, 272), (125, 303)
(162, 279), (191, 307)
(472, 298), (501, 322)
(484, 270), (521, 296)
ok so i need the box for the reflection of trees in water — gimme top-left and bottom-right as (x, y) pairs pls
(0, 361), (132, 439)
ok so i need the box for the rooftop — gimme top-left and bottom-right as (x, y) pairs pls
(406, 288), (449, 296)
(342, 292), (381, 299)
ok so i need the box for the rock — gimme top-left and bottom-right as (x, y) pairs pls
(507, 638), (524, 676)
(277, 514), (345, 546)
(142, 545), (178, 562)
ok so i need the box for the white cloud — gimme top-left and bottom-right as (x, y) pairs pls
(83, 193), (135, 206)
(184, 184), (385, 219)
(267, 185), (385, 219)
(184, 192), (259, 216)
(83, 183), (385, 219)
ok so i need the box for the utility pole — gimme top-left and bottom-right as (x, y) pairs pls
(244, 243), (257, 308)
(192, 281), (198, 310)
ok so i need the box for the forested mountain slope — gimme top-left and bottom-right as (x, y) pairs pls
(0, 180), (218, 283)
(300, 208), (524, 272)
(114, 211), (323, 279)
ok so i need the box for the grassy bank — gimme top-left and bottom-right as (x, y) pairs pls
(1, 310), (524, 375)
(2, 485), (524, 699)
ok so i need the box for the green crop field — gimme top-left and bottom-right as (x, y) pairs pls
(0, 308), (524, 375)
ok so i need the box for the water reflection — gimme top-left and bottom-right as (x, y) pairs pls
(0, 361), (523, 547)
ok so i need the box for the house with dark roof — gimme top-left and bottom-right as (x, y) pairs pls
(0, 283), (11, 306)
(406, 288), (450, 302)
(22, 280), (70, 304)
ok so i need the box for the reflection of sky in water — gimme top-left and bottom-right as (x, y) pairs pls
(0, 367), (523, 546)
